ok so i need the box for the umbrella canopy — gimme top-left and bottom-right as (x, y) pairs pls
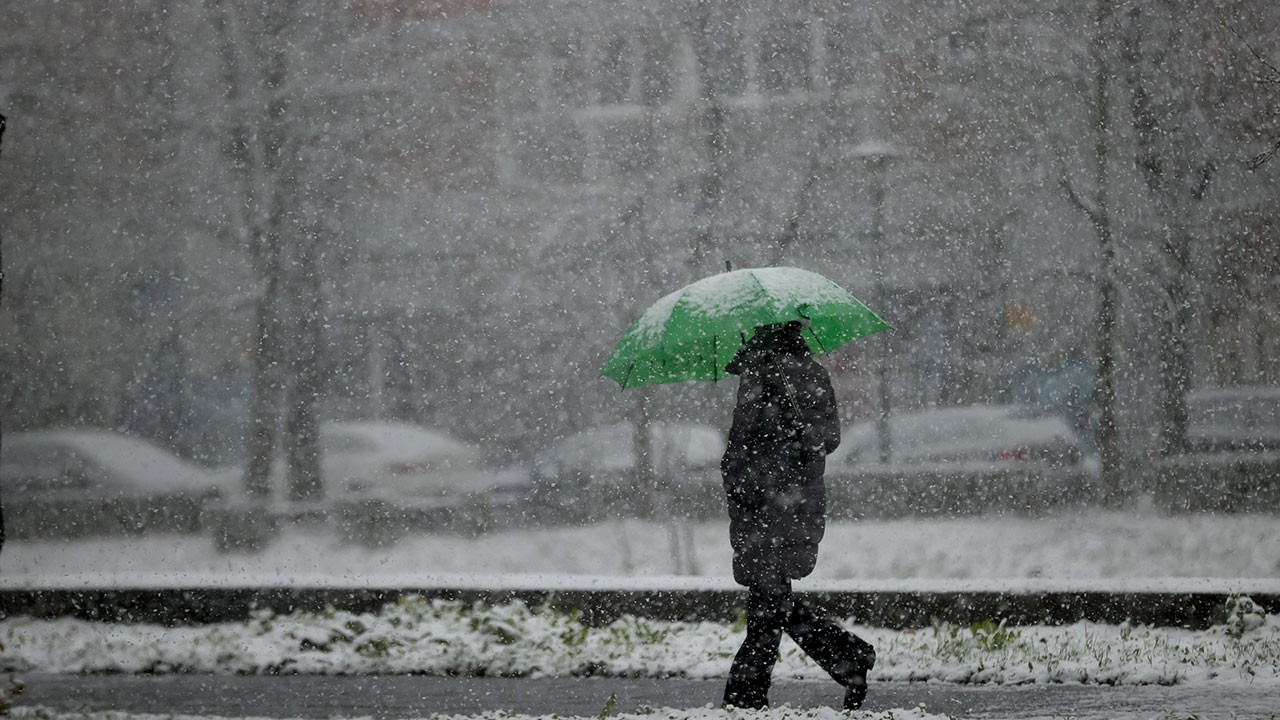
(602, 266), (889, 388)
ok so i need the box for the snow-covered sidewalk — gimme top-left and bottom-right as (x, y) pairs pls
(10, 707), (951, 720)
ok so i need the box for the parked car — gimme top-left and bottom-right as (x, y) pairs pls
(830, 404), (1087, 469)
(535, 420), (724, 478)
(0, 428), (229, 539)
(532, 420), (726, 520)
(1185, 386), (1280, 453)
(317, 420), (516, 494)
(1147, 386), (1280, 514)
(210, 420), (531, 550)
(823, 404), (1094, 517)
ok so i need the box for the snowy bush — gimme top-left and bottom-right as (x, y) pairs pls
(1224, 595), (1268, 638)
(2, 597), (1278, 686)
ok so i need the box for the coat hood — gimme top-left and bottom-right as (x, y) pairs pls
(726, 322), (810, 375)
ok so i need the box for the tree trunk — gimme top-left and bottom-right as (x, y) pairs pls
(1094, 258), (1120, 492)
(690, 8), (728, 271)
(1091, 0), (1123, 498)
(243, 129), (294, 502)
(243, 229), (283, 499)
(1120, 6), (1214, 461)
(230, 0), (302, 501)
(633, 391), (656, 515)
(1, 111), (6, 554)
(1157, 229), (1192, 457)
(285, 231), (325, 502)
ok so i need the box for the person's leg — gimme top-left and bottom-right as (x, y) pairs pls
(723, 581), (792, 709)
(785, 599), (876, 709)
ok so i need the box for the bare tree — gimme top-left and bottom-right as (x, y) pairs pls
(1060, 0), (1122, 493)
(1119, 3), (1242, 458)
(1221, 22), (1280, 170)
(1, 110), (6, 555)
(204, 0), (332, 501)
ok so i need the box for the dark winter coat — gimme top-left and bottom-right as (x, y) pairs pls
(721, 331), (841, 587)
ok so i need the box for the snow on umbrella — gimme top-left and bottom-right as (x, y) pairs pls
(602, 266), (889, 388)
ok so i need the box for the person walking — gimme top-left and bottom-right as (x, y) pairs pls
(720, 320), (875, 710)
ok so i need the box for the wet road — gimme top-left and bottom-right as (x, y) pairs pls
(13, 673), (1279, 719)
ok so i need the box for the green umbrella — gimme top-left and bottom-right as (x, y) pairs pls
(602, 266), (889, 388)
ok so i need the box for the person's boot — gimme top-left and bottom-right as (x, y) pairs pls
(723, 681), (769, 710)
(723, 661), (772, 710)
(724, 664), (772, 710)
(842, 646), (876, 711)
(842, 674), (868, 711)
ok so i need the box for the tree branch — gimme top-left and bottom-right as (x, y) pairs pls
(770, 155), (822, 266)
(1217, 8), (1280, 168)
(1248, 138), (1280, 171)
(1190, 159), (1217, 200)
(1057, 155), (1102, 225)
(1220, 14), (1280, 80)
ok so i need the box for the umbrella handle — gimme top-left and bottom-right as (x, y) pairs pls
(796, 305), (828, 354)
(772, 357), (805, 424)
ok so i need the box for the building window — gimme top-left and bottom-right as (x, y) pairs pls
(641, 37), (674, 106)
(580, 31), (676, 178)
(505, 40), (542, 115)
(548, 36), (589, 109)
(502, 35), (588, 182)
(702, 27), (747, 98)
(511, 116), (584, 182)
(598, 35), (631, 105)
(947, 19), (988, 65)
(593, 31), (675, 108)
(504, 31), (678, 181)
(597, 119), (647, 175)
(825, 18), (874, 93)
(759, 20), (811, 94)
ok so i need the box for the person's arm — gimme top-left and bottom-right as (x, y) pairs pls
(797, 363), (841, 456)
(722, 374), (762, 478)
(814, 368), (841, 455)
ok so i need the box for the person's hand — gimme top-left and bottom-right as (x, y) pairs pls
(799, 423), (825, 455)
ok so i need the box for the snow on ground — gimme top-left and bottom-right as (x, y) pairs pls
(2, 596), (1277, 687)
(10, 707), (952, 720)
(3, 511), (1279, 587)
(4, 510), (1277, 717)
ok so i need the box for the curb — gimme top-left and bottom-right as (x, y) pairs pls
(4, 586), (1277, 629)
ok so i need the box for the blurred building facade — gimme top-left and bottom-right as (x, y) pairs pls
(2, 0), (1277, 468)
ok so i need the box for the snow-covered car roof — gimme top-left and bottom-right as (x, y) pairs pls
(536, 421), (725, 478)
(829, 404), (1082, 466)
(1186, 386), (1280, 449)
(321, 421), (481, 463)
(2, 429), (219, 494)
(318, 421), (529, 497)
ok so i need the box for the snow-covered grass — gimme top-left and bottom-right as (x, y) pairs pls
(7, 707), (954, 720)
(2, 596), (1276, 687)
(3, 511), (1278, 587)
